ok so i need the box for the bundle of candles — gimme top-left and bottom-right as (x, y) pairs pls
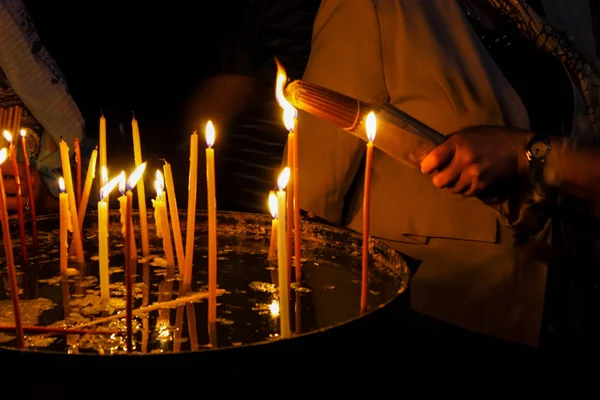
(0, 61), (389, 351)
(283, 79), (446, 168)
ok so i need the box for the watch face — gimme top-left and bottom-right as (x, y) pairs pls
(530, 140), (549, 159)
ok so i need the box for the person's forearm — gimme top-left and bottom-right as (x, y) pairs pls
(542, 136), (600, 202)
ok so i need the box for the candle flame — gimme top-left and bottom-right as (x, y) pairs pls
(19, 129), (26, 138)
(58, 177), (65, 193)
(101, 165), (108, 186)
(155, 169), (164, 196)
(268, 191), (278, 219)
(118, 171), (126, 194)
(269, 299), (280, 317)
(277, 167), (290, 191)
(0, 148), (7, 164)
(205, 121), (215, 147)
(366, 111), (377, 142)
(127, 162), (146, 190)
(100, 174), (122, 201)
(283, 108), (296, 132)
(275, 58), (297, 129)
(3, 130), (12, 143)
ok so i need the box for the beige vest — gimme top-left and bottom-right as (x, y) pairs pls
(297, 0), (595, 346)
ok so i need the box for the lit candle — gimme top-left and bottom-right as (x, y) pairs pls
(268, 191), (278, 261)
(124, 162), (147, 352)
(182, 131), (198, 291)
(152, 170), (175, 269)
(275, 60), (302, 283)
(19, 129), (38, 252)
(276, 167), (291, 338)
(74, 137), (82, 208)
(118, 171), (137, 263)
(0, 148), (24, 348)
(3, 130), (28, 264)
(131, 116), (150, 258)
(76, 147), (98, 231)
(58, 140), (85, 262)
(163, 161), (185, 274)
(361, 111), (377, 314)
(98, 113), (109, 228)
(205, 121), (218, 323)
(98, 173), (121, 302)
(58, 177), (71, 276)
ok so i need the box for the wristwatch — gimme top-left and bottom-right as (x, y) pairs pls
(526, 133), (551, 185)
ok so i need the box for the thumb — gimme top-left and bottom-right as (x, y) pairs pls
(420, 141), (454, 174)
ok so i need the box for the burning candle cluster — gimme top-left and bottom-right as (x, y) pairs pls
(0, 61), (377, 351)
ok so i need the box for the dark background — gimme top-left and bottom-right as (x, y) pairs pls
(23, 0), (245, 199)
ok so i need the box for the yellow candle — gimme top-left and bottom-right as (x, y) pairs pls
(124, 164), (145, 352)
(99, 114), (107, 173)
(0, 148), (24, 348)
(77, 147), (98, 230)
(276, 167), (291, 338)
(152, 170), (176, 269)
(205, 121), (218, 323)
(98, 174), (121, 302)
(131, 117), (150, 257)
(58, 177), (71, 276)
(99, 114), (108, 206)
(118, 172), (137, 263)
(59, 140), (84, 262)
(183, 131), (198, 290)
(276, 60), (302, 283)
(361, 112), (377, 314)
(268, 191), (278, 261)
(163, 161), (185, 274)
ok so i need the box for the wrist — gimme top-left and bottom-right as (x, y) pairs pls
(517, 131), (535, 178)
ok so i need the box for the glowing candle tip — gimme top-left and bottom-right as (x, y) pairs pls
(58, 177), (65, 193)
(19, 129), (26, 138)
(127, 162), (147, 190)
(366, 111), (377, 142)
(0, 148), (7, 164)
(268, 191), (278, 219)
(206, 121), (215, 147)
(3, 130), (12, 143)
(277, 167), (291, 191)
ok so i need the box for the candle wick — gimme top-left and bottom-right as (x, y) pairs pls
(100, 109), (104, 118)
(131, 110), (136, 120)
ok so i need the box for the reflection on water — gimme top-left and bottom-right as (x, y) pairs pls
(0, 211), (407, 354)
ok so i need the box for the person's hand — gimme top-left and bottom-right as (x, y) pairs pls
(0, 160), (41, 211)
(420, 126), (533, 197)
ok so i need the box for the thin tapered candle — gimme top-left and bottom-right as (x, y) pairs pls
(58, 140), (84, 262)
(0, 148), (24, 348)
(276, 60), (302, 283)
(183, 131), (198, 291)
(276, 167), (291, 338)
(131, 116), (150, 257)
(58, 177), (70, 276)
(74, 138), (82, 209)
(98, 174), (121, 302)
(19, 130), (38, 252)
(76, 147), (98, 231)
(205, 121), (218, 323)
(163, 161), (185, 274)
(123, 162), (146, 352)
(98, 113), (109, 226)
(292, 116), (301, 282)
(361, 112), (377, 314)
(3, 131), (28, 264)
(153, 170), (175, 269)
(268, 191), (278, 261)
